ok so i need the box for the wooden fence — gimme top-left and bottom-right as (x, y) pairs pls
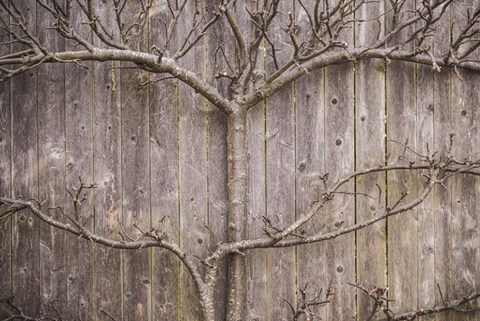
(1, 1), (480, 321)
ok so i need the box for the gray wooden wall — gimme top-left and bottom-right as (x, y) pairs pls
(1, 1), (480, 321)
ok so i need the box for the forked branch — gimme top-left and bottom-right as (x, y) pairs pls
(349, 282), (480, 321)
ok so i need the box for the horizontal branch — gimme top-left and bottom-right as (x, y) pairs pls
(0, 48), (234, 114)
(241, 47), (480, 108)
(350, 282), (480, 321)
(0, 196), (208, 302)
(209, 160), (480, 260)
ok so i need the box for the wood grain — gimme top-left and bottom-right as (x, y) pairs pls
(0, 3), (11, 309)
(265, 2), (296, 320)
(451, 4), (480, 321)
(386, 0), (418, 315)
(295, 68), (327, 321)
(177, 1), (208, 319)
(246, 102), (268, 321)
(355, 2), (387, 320)
(63, 2), (95, 319)
(149, 2), (180, 320)
(37, 5), (67, 317)
(91, 1), (123, 320)
(433, 7), (452, 321)
(324, 61), (355, 321)
(120, 3), (151, 320)
(450, 74), (480, 321)
(416, 25), (435, 321)
(11, 0), (40, 316)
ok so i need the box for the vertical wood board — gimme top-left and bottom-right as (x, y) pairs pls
(92, 1), (123, 320)
(355, 1), (387, 316)
(0, 3), (12, 307)
(149, 2), (181, 320)
(324, 61), (355, 320)
(177, 1), (208, 319)
(120, 3), (151, 319)
(265, 1), (296, 320)
(385, 0), (418, 315)
(295, 68), (327, 321)
(11, 0), (40, 315)
(36, 5), (67, 317)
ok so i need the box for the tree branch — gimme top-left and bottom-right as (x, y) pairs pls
(350, 282), (480, 321)
(0, 48), (233, 113)
(0, 196), (211, 316)
(242, 47), (480, 108)
(209, 158), (480, 259)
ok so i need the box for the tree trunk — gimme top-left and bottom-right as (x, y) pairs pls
(226, 106), (248, 321)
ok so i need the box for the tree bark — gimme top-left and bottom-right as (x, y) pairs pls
(226, 105), (248, 321)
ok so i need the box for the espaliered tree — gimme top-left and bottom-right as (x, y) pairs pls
(1, 1), (480, 320)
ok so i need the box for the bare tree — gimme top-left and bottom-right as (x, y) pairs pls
(1, 0), (480, 320)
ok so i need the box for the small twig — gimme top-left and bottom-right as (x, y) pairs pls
(100, 308), (119, 321)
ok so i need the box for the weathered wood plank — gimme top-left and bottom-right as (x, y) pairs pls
(36, 4), (67, 317)
(0, 4), (12, 307)
(295, 68), (327, 321)
(385, 0), (418, 315)
(265, 87), (296, 321)
(177, 82), (208, 318)
(265, 2), (296, 320)
(63, 3), (95, 320)
(324, 63), (355, 321)
(415, 28), (435, 321)
(294, 2), (328, 313)
(120, 3), (151, 320)
(177, 1), (208, 319)
(149, 2), (180, 320)
(319, 3), (356, 318)
(355, 2), (387, 319)
(91, 2), (123, 320)
(149, 84), (180, 320)
(11, 0), (40, 315)
(451, 4), (480, 320)
(432, 10), (452, 321)
(246, 101), (268, 321)
(450, 76), (480, 321)
(64, 83), (95, 318)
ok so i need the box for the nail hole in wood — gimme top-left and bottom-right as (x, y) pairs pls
(298, 161), (306, 170)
